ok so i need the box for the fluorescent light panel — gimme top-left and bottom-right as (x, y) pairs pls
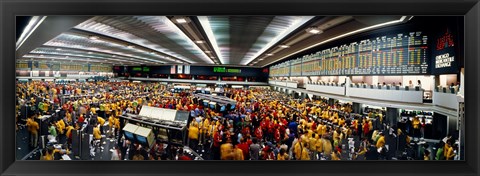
(197, 16), (226, 64)
(74, 18), (196, 64)
(241, 16), (315, 65)
(16, 16), (47, 50)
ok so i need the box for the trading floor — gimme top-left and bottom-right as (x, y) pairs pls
(15, 81), (459, 161)
(15, 15), (464, 161)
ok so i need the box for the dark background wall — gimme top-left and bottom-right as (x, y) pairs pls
(113, 65), (269, 82)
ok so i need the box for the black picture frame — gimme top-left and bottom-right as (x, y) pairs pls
(1, 0), (479, 176)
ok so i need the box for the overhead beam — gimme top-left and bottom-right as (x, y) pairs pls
(16, 16), (93, 58)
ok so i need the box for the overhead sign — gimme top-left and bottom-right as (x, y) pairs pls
(213, 67), (241, 73)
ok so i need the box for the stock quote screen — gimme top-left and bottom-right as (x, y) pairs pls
(270, 31), (429, 76)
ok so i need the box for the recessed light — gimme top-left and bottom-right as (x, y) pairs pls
(88, 52), (93, 54)
(175, 18), (188, 24)
(306, 27), (323, 34)
(266, 53), (274, 56)
(211, 57), (216, 59)
(204, 51), (211, 53)
(279, 45), (290, 48)
(195, 40), (205, 44)
(89, 36), (99, 40)
(149, 52), (155, 54)
(127, 45), (135, 49)
(259, 59), (264, 61)
(112, 55), (116, 57)
(56, 48), (62, 51)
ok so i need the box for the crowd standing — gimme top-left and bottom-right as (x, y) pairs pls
(16, 80), (458, 161)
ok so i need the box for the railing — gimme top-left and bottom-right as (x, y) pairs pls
(305, 82), (345, 95)
(346, 84), (424, 103)
(433, 86), (460, 110)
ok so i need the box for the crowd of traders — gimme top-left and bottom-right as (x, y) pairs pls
(16, 80), (458, 161)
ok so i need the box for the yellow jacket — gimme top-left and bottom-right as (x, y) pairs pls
(188, 125), (199, 140)
(93, 126), (102, 140)
(413, 118), (421, 129)
(331, 152), (341, 160)
(27, 118), (39, 134)
(97, 116), (106, 126)
(56, 120), (65, 134)
(323, 140), (332, 156)
(309, 135), (317, 151)
(114, 118), (120, 129)
(277, 153), (289, 160)
(108, 115), (115, 128)
(65, 126), (74, 138)
(300, 148), (310, 160)
(446, 146), (455, 160)
(294, 142), (302, 158)
(234, 148), (244, 160)
(315, 137), (323, 152)
(220, 143), (233, 160)
(376, 136), (385, 149)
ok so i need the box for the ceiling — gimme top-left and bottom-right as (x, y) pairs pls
(16, 16), (412, 67)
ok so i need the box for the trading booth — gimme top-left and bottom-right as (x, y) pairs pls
(118, 106), (203, 159)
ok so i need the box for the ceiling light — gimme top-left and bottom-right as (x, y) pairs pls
(259, 58), (264, 61)
(149, 52), (155, 54)
(279, 45), (290, 48)
(127, 45), (135, 49)
(306, 27), (323, 34)
(175, 17), (188, 24)
(88, 36), (99, 40)
(266, 53), (274, 56)
(204, 50), (211, 53)
(195, 40), (205, 44)
(112, 55), (116, 57)
(56, 48), (62, 51)
(40, 55), (44, 57)
(88, 52), (93, 54)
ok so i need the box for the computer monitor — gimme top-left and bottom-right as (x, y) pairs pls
(124, 131), (135, 142)
(220, 105), (226, 112)
(209, 102), (216, 109)
(136, 135), (148, 146)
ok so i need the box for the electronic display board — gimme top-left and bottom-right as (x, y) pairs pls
(270, 31), (429, 76)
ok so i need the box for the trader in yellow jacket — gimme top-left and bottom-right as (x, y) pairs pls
(56, 119), (66, 135)
(188, 121), (199, 150)
(376, 133), (385, 149)
(26, 116), (39, 147)
(299, 142), (310, 160)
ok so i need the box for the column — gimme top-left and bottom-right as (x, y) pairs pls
(328, 98), (335, 106)
(386, 107), (399, 127)
(353, 102), (362, 114)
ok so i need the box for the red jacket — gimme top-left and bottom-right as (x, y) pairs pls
(255, 127), (263, 140)
(213, 132), (222, 147)
(237, 143), (249, 159)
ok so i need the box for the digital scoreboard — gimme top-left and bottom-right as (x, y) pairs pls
(270, 31), (429, 76)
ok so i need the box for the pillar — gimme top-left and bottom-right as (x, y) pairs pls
(353, 102), (362, 114)
(386, 107), (399, 127)
(328, 98), (335, 106)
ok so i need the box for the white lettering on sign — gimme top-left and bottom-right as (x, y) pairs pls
(435, 53), (455, 68)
